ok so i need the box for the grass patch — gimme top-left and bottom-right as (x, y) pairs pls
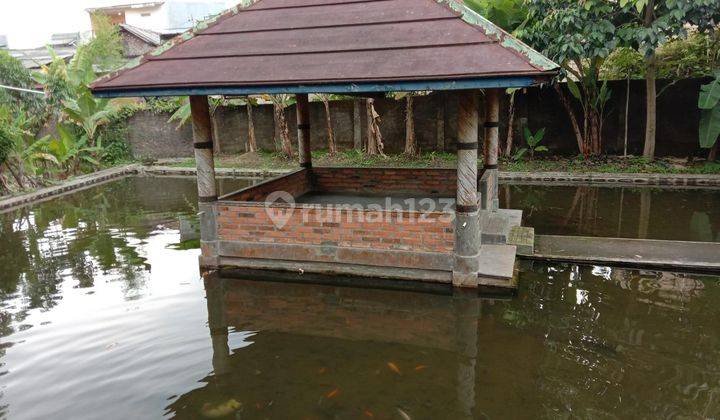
(163, 150), (720, 175)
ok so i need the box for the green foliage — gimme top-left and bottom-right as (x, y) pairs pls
(464, 0), (528, 33)
(83, 13), (125, 71)
(618, 0), (720, 57)
(699, 72), (720, 149)
(603, 32), (720, 80)
(48, 124), (103, 175)
(601, 47), (645, 79)
(514, 127), (548, 160)
(0, 51), (46, 120)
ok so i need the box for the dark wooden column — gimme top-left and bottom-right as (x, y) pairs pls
(482, 88), (501, 211)
(190, 95), (219, 268)
(296, 93), (312, 168)
(190, 95), (218, 201)
(453, 90), (480, 288)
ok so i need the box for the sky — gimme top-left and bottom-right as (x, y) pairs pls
(0, 0), (236, 49)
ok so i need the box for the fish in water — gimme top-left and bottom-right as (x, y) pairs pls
(200, 399), (242, 418)
(387, 362), (401, 375)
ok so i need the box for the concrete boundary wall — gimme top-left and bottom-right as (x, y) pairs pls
(124, 78), (714, 160)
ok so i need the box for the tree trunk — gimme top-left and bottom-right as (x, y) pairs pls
(642, 1), (657, 161)
(624, 77), (630, 157)
(554, 83), (586, 157)
(709, 141), (718, 162)
(404, 96), (418, 157)
(588, 108), (602, 155)
(322, 98), (336, 155)
(366, 99), (376, 155)
(273, 103), (293, 158)
(246, 101), (257, 152)
(643, 53), (657, 160)
(353, 99), (362, 151)
(505, 91), (516, 157)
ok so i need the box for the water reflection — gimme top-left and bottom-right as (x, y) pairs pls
(0, 177), (718, 419)
(166, 265), (720, 419)
(501, 184), (720, 241)
(0, 176), (253, 337)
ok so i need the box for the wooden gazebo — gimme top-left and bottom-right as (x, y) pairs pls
(92, 0), (558, 290)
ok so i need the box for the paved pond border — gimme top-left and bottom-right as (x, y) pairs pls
(2, 165), (719, 213)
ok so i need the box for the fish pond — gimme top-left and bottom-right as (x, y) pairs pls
(0, 177), (718, 419)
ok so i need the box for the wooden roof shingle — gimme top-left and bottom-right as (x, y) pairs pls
(91, 0), (559, 97)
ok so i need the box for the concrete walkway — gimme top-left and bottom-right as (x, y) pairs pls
(529, 235), (720, 272)
(0, 164), (140, 213)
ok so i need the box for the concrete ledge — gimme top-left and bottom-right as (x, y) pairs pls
(0, 164), (141, 213)
(218, 256), (452, 283)
(500, 171), (720, 188)
(528, 235), (720, 272)
(218, 240), (454, 271)
(142, 165), (287, 178)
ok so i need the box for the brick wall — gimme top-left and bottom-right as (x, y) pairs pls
(312, 167), (457, 196)
(225, 169), (312, 201)
(217, 204), (454, 254)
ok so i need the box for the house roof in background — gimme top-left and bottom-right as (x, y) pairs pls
(0, 35), (8, 49)
(91, 0), (559, 97)
(86, 2), (165, 13)
(49, 32), (81, 46)
(9, 47), (75, 69)
(120, 24), (162, 46)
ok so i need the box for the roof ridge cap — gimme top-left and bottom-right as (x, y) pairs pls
(436, 0), (559, 72)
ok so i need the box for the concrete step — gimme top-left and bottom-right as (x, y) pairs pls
(479, 209), (523, 245)
(508, 226), (535, 255)
(477, 244), (518, 291)
(531, 235), (720, 272)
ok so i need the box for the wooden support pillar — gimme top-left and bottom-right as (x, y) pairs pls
(453, 291), (480, 418)
(453, 90), (480, 288)
(296, 93), (312, 168)
(204, 274), (230, 377)
(190, 95), (219, 268)
(481, 88), (501, 211)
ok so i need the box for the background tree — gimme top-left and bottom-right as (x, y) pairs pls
(245, 96), (258, 153)
(466, 0), (528, 156)
(316, 94), (337, 155)
(269, 94), (294, 158)
(365, 98), (385, 156)
(619, 0), (720, 160)
(86, 13), (125, 72)
(525, 0), (622, 157)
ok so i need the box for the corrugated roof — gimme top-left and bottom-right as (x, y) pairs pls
(91, 0), (559, 96)
(120, 24), (163, 46)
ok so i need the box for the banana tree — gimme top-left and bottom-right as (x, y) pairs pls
(62, 88), (114, 149)
(699, 72), (720, 160)
(48, 124), (103, 176)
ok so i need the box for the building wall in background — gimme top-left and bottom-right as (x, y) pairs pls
(125, 78), (711, 160)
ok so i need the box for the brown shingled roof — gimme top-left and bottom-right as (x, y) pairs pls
(91, 0), (558, 95)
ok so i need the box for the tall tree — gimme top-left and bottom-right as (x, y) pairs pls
(317, 94), (337, 155)
(525, 0), (622, 157)
(619, 0), (720, 160)
(269, 94), (294, 158)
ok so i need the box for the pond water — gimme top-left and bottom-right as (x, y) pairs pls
(501, 184), (720, 242)
(0, 176), (718, 419)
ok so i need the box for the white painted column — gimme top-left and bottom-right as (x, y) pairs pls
(453, 90), (480, 288)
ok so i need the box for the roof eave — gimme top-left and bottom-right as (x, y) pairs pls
(91, 75), (554, 98)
